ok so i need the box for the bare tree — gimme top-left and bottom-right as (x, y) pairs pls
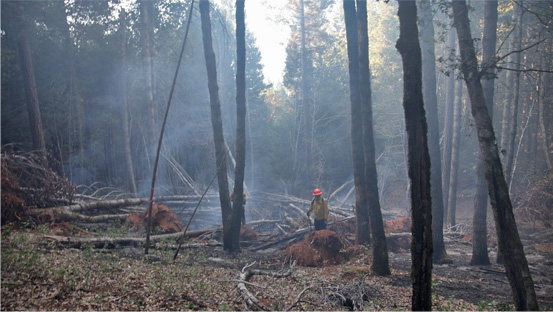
(343, 0), (371, 246)
(442, 28), (457, 218)
(418, 0), (448, 263)
(357, 0), (390, 276)
(232, 0), (247, 243)
(16, 1), (46, 159)
(500, 1), (524, 188)
(451, 1), (538, 309)
(538, 39), (553, 171)
(471, 0), (497, 266)
(119, 9), (138, 195)
(140, 0), (158, 156)
(199, 0), (235, 252)
(300, 0), (313, 188)
(396, 0), (433, 309)
(446, 77), (463, 226)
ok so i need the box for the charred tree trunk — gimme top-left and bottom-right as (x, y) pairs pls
(233, 0), (246, 242)
(343, 0), (371, 246)
(119, 9), (138, 195)
(471, 0), (497, 266)
(452, 1), (538, 309)
(396, 1), (433, 310)
(199, 0), (235, 252)
(356, 0), (390, 275)
(418, 0), (448, 263)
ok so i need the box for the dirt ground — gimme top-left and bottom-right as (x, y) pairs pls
(2, 214), (552, 311)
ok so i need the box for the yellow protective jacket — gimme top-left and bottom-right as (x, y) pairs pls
(230, 192), (246, 206)
(308, 197), (328, 221)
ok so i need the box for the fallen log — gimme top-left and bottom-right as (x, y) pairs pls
(31, 198), (148, 214)
(35, 228), (220, 249)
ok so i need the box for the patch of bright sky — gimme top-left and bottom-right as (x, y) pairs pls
(244, 1), (290, 85)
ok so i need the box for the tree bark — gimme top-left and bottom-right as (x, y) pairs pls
(356, 0), (390, 275)
(199, 0), (235, 252)
(343, 0), (371, 246)
(396, 1), (433, 310)
(233, 0), (247, 244)
(538, 40), (553, 171)
(451, 1), (538, 310)
(417, 0), (448, 263)
(442, 29), (457, 220)
(140, 0), (157, 154)
(446, 77), (463, 226)
(16, 2), (46, 159)
(471, 0), (497, 266)
(300, 0), (313, 188)
(501, 1), (524, 188)
(119, 9), (138, 195)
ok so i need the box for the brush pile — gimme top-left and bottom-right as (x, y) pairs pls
(1, 150), (75, 224)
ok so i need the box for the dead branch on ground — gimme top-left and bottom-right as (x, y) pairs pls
(237, 260), (296, 311)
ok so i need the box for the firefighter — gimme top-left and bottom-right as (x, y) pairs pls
(307, 188), (328, 230)
(230, 185), (247, 225)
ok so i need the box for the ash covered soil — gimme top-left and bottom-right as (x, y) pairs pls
(2, 217), (552, 311)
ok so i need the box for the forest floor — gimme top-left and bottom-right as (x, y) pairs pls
(1, 216), (553, 311)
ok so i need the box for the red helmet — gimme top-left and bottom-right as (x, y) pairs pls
(313, 189), (322, 196)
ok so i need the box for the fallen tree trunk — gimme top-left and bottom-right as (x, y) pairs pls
(35, 228), (220, 249)
(31, 198), (148, 214)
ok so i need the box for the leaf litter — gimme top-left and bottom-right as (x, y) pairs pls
(2, 219), (552, 311)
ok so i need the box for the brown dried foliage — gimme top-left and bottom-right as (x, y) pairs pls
(283, 230), (355, 267)
(1, 151), (75, 224)
(516, 173), (553, 228)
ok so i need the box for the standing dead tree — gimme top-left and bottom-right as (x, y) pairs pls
(396, 0), (433, 310)
(451, 0), (538, 310)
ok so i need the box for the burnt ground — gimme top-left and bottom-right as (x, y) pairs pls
(2, 216), (552, 311)
(390, 226), (553, 310)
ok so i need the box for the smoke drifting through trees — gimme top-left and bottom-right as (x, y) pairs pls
(1, 0), (552, 237)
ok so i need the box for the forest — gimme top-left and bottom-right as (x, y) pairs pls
(1, 0), (552, 310)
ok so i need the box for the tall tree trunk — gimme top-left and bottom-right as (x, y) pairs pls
(232, 0), (247, 244)
(471, 0), (497, 266)
(343, 0), (371, 246)
(199, 0), (234, 252)
(418, 0), (448, 263)
(452, 1), (538, 309)
(140, 0), (157, 157)
(538, 40), (553, 171)
(119, 9), (138, 195)
(396, 1), (433, 310)
(300, 0), (312, 188)
(356, 0), (389, 275)
(57, 0), (80, 180)
(17, 2), (46, 160)
(442, 29), (457, 219)
(501, 1), (524, 188)
(446, 77), (463, 226)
